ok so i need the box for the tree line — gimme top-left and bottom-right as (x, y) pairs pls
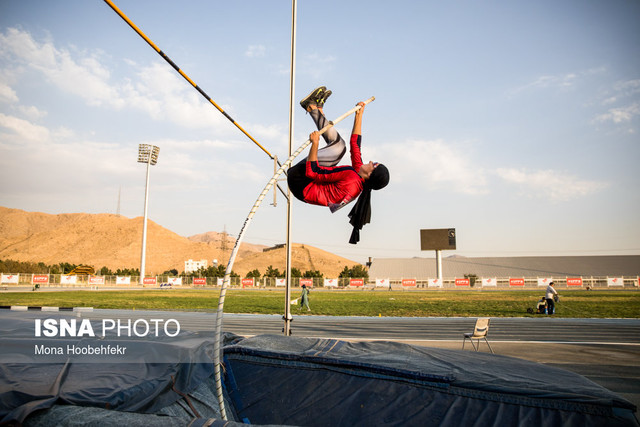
(0, 259), (142, 276)
(0, 259), (369, 279)
(229, 264), (369, 280)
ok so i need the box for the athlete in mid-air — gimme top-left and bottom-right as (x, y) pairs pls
(287, 86), (389, 244)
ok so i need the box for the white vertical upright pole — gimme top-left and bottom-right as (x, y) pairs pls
(284, 0), (297, 336)
(212, 98), (374, 421)
(436, 250), (442, 283)
(140, 155), (152, 284)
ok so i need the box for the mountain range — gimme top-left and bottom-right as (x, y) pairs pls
(0, 207), (358, 276)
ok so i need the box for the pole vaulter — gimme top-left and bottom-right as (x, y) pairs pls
(212, 97), (374, 420)
(102, 0), (274, 160)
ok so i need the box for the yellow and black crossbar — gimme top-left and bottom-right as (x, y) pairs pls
(103, 0), (274, 159)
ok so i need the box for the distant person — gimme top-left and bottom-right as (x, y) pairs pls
(287, 86), (390, 244)
(545, 282), (558, 315)
(299, 284), (311, 312)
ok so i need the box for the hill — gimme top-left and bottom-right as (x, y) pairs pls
(234, 243), (357, 277)
(0, 207), (358, 276)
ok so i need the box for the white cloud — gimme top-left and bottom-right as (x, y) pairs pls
(0, 28), (123, 108)
(245, 45), (266, 58)
(382, 138), (488, 195)
(495, 168), (607, 201)
(155, 137), (238, 152)
(127, 62), (224, 127)
(612, 79), (640, 96)
(0, 113), (262, 203)
(0, 113), (50, 142)
(513, 73), (577, 94)
(298, 53), (337, 79)
(511, 68), (605, 96)
(51, 126), (74, 140)
(0, 81), (18, 103)
(18, 105), (47, 120)
(595, 103), (639, 124)
(594, 80), (640, 127)
(250, 123), (286, 141)
(0, 28), (229, 131)
(601, 79), (640, 106)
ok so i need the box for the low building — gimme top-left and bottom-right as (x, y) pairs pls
(184, 259), (207, 274)
(369, 255), (640, 280)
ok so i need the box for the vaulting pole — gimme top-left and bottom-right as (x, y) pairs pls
(103, 0), (274, 159)
(213, 97), (374, 419)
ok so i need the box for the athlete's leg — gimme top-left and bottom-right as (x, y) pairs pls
(309, 107), (346, 167)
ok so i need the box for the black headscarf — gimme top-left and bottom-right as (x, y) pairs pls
(348, 164), (389, 244)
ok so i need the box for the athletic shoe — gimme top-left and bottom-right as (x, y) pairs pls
(317, 90), (332, 109)
(300, 86), (326, 111)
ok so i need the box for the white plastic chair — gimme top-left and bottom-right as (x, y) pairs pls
(462, 318), (494, 354)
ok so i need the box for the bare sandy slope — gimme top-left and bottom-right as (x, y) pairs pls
(234, 243), (356, 277)
(0, 207), (358, 276)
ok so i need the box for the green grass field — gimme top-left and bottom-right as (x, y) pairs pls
(1, 289), (639, 318)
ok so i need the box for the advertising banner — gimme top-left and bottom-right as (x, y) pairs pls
(32, 274), (49, 284)
(241, 278), (254, 288)
(1, 274), (19, 284)
(566, 277), (583, 286)
(89, 276), (105, 285)
(324, 278), (338, 287)
(61, 275), (77, 285)
(299, 278), (313, 288)
(217, 277), (224, 287)
(275, 278), (286, 287)
(143, 277), (157, 285)
(455, 278), (470, 286)
(607, 277), (624, 287)
(402, 279), (416, 287)
(115, 276), (131, 285)
(375, 278), (390, 288)
(509, 278), (525, 286)
(538, 277), (553, 287)
(168, 277), (182, 286)
(349, 278), (364, 287)
(481, 278), (497, 287)
(428, 278), (442, 287)
(193, 278), (206, 286)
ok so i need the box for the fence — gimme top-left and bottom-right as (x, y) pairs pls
(1, 273), (639, 290)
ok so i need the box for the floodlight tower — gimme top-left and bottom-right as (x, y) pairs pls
(137, 144), (160, 284)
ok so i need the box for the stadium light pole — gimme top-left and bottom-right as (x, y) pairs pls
(138, 144), (160, 285)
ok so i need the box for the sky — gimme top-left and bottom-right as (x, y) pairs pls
(0, 0), (639, 265)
